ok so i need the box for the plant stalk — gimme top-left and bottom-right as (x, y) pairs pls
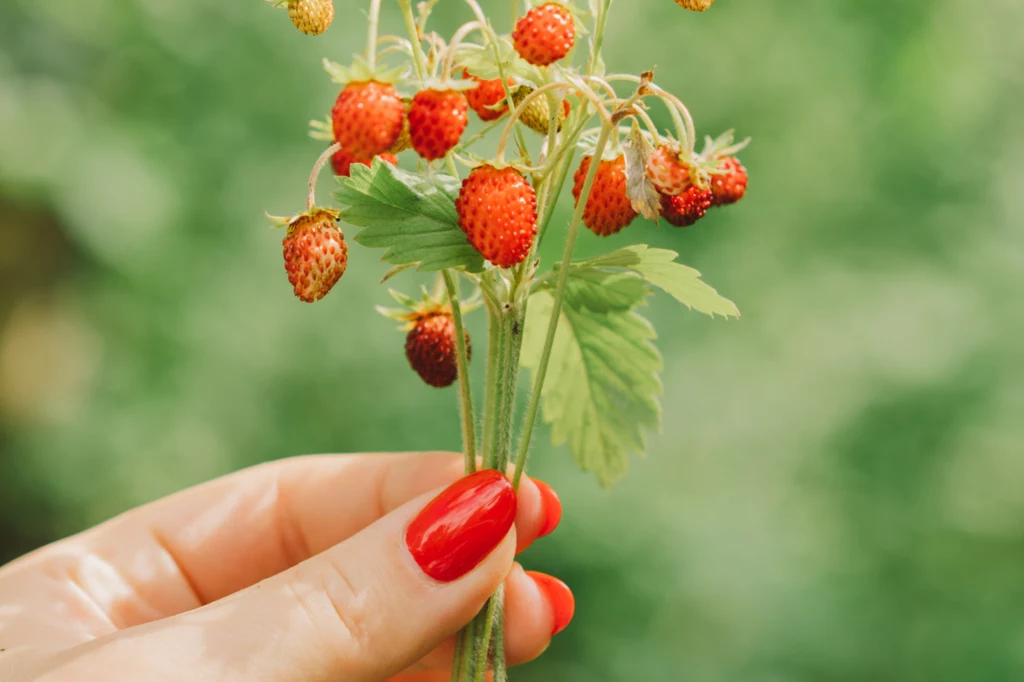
(365, 0), (382, 71)
(397, 0), (428, 80)
(512, 123), (613, 488)
(443, 270), (477, 474)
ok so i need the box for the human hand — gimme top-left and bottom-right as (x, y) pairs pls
(0, 453), (573, 681)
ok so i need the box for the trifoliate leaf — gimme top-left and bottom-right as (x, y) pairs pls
(522, 287), (663, 486)
(332, 159), (484, 272)
(574, 244), (740, 318)
(623, 119), (661, 221)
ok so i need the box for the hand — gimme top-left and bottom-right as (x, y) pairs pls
(0, 453), (573, 681)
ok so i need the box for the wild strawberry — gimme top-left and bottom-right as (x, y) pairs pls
(455, 165), (537, 269)
(511, 86), (570, 135)
(282, 209), (348, 302)
(331, 149), (398, 177)
(463, 70), (511, 122)
(408, 89), (469, 160)
(572, 155), (637, 237)
(674, 0), (715, 10)
(660, 186), (713, 228)
(647, 144), (693, 196)
(332, 81), (405, 159)
(287, 0), (334, 35)
(405, 311), (471, 388)
(513, 3), (575, 66)
(710, 157), (748, 206)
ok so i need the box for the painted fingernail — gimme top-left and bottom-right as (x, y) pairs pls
(527, 571), (575, 635)
(406, 470), (518, 582)
(534, 479), (562, 538)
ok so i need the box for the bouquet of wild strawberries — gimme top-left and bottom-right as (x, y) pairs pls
(265, 0), (747, 678)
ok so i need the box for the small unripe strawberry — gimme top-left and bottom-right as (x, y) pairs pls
(674, 0), (715, 10)
(287, 0), (334, 35)
(647, 144), (693, 196)
(513, 3), (575, 66)
(405, 311), (471, 388)
(710, 157), (748, 206)
(660, 186), (713, 227)
(456, 165), (538, 269)
(572, 155), (637, 237)
(331, 149), (398, 177)
(409, 89), (469, 160)
(332, 81), (405, 159)
(511, 86), (570, 135)
(282, 210), (347, 302)
(463, 70), (511, 122)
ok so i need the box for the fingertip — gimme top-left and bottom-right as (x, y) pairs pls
(533, 479), (562, 538)
(526, 571), (574, 636)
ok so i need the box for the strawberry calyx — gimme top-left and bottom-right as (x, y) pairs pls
(377, 286), (481, 330)
(323, 55), (407, 86)
(267, 206), (340, 230)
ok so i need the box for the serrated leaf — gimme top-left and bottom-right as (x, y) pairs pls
(536, 268), (651, 312)
(623, 119), (661, 221)
(575, 244), (740, 318)
(522, 290), (663, 486)
(332, 159), (484, 272)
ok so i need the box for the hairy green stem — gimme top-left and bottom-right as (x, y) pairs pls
(365, 0), (382, 71)
(588, 0), (611, 76)
(397, 0), (428, 80)
(481, 297), (503, 468)
(512, 123), (613, 488)
(472, 589), (502, 679)
(443, 270), (477, 474)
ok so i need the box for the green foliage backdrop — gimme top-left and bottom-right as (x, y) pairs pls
(2, 0), (1023, 679)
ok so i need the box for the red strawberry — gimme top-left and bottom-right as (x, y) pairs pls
(409, 89), (469, 160)
(332, 81), (405, 158)
(287, 0), (334, 35)
(647, 144), (692, 196)
(512, 3), (575, 67)
(674, 0), (715, 10)
(282, 210), (348, 302)
(710, 157), (748, 206)
(331, 149), (398, 177)
(660, 186), (713, 227)
(455, 165), (537, 268)
(405, 311), (471, 388)
(572, 155), (637, 236)
(463, 70), (511, 122)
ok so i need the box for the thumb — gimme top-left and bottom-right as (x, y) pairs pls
(75, 470), (517, 682)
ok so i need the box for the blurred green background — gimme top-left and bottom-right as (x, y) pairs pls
(2, 0), (1023, 679)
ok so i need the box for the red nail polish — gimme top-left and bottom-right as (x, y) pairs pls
(406, 470), (517, 582)
(527, 571), (575, 635)
(534, 479), (562, 538)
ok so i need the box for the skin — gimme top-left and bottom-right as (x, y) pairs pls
(0, 453), (561, 682)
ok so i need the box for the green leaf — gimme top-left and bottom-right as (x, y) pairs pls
(574, 244), (740, 318)
(521, 287), (663, 487)
(332, 159), (484, 273)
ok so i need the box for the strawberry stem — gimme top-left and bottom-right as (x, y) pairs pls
(365, 0), (382, 71)
(307, 142), (341, 210)
(443, 269), (477, 474)
(512, 122), (613, 489)
(397, 0), (428, 79)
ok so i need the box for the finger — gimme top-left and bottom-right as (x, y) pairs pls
(401, 563), (568, 672)
(56, 472), (520, 682)
(9, 453), (552, 628)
